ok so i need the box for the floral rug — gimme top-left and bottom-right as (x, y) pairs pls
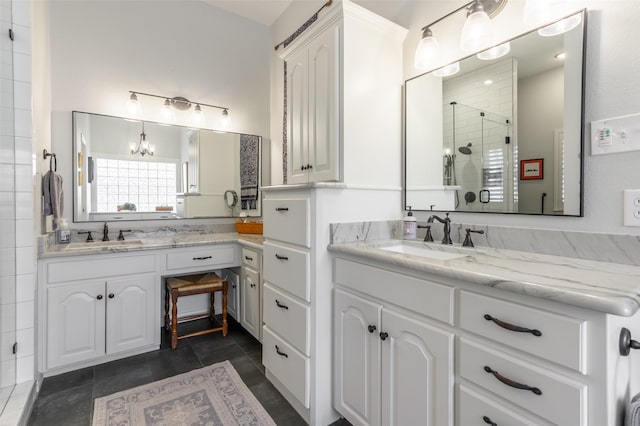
(92, 360), (276, 426)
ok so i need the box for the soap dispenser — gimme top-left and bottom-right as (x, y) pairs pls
(403, 206), (417, 239)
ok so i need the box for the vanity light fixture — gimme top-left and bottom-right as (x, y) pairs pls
(432, 62), (460, 78)
(414, 0), (508, 71)
(129, 122), (155, 157)
(127, 91), (231, 129)
(477, 41), (511, 60)
(523, 0), (582, 37)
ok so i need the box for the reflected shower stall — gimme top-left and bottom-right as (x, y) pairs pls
(443, 102), (516, 212)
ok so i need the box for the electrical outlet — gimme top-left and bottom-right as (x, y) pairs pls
(623, 190), (640, 226)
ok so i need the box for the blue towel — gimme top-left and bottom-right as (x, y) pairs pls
(626, 392), (640, 426)
(42, 170), (64, 229)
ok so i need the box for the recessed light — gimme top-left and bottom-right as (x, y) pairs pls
(484, 79), (493, 86)
(555, 52), (566, 60)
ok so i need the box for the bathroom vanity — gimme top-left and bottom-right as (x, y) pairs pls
(37, 233), (263, 376)
(330, 240), (640, 426)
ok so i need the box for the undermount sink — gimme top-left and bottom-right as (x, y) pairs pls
(64, 239), (144, 250)
(379, 243), (468, 261)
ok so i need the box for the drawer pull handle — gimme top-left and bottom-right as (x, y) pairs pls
(483, 366), (542, 395)
(275, 207), (289, 212)
(275, 299), (289, 310)
(244, 255), (254, 261)
(96, 294), (103, 300)
(193, 256), (212, 260)
(484, 314), (542, 337)
(379, 332), (389, 341)
(483, 416), (497, 426)
(275, 254), (289, 261)
(275, 345), (288, 358)
(368, 325), (377, 333)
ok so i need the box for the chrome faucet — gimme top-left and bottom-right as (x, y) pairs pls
(427, 213), (452, 244)
(102, 222), (109, 242)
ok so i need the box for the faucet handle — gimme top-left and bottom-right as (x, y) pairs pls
(117, 230), (132, 241)
(78, 231), (94, 242)
(462, 228), (485, 247)
(417, 224), (433, 242)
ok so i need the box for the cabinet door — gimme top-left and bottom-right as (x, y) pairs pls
(222, 269), (240, 321)
(334, 289), (382, 426)
(380, 308), (454, 426)
(47, 281), (106, 368)
(308, 22), (340, 183)
(106, 274), (156, 355)
(241, 267), (261, 340)
(286, 48), (309, 184)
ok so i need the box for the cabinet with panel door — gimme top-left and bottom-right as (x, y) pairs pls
(240, 246), (262, 341)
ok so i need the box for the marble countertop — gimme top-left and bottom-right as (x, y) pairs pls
(41, 233), (264, 259)
(328, 239), (640, 317)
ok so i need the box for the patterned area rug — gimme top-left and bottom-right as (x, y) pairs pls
(92, 361), (276, 426)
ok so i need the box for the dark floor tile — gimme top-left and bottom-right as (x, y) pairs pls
(249, 380), (306, 425)
(93, 354), (153, 398)
(232, 330), (262, 353)
(246, 348), (265, 374)
(228, 356), (267, 388)
(37, 366), (94, 398)
(191, 338), (246, 366)
(146, 344), (202, 381)
(28, 383), (93, 426)
(329, 418), (353, 426)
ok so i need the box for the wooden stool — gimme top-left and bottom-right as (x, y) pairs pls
(164, 272), (228, 350)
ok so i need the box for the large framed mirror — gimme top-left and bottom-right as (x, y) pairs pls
(405, 10), (585, 216)
(73, 111), (263, 222)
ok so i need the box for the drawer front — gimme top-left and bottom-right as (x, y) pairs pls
(263, 198), (310, 248)
(241, 247), (260, 269)
(263, 242), (310, 302)
(262, 326), (310, 408)
(263, 283), (310, 355)
(459, 338), (586, 426)
(47, 254), (156, 283)
(165, 245), (237, 271)
(334, 258), (453, 324)
(457, 384), (552, 426)
(458, 290), (586, 373)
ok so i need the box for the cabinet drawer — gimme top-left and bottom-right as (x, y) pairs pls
(459, 337), (586, 426)
(165, 245), (237, 271)
(241, 247), (260, 269)
(263, 242), (310, 302)
(458, 291), (586, 373)
(262, 326), (309, 408)
(47, 254), (156, 283)
(263, 198), (310, 248)
(457, 384), (551, 426)
(263, 283), (310, 355)
(334, 258), (453, 324)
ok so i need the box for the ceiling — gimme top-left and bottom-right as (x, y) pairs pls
(201, 0), (295, 26)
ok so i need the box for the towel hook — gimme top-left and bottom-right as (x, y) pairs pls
(43, 149), (57, 172)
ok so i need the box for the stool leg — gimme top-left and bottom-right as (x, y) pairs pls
(222, 282), (228, 337)
(171, 289), (178, 350)
(164, 284), (169, 331)
(210, 291), (215, 320)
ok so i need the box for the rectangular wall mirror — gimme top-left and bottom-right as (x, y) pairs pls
(73, 111), (263, 222)
(404, 10), (585, 216)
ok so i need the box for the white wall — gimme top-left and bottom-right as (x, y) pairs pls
(47, 0), (270, 229)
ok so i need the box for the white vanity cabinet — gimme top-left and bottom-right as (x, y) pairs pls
(240, 246), (263, 341)
(334, 262), (454, 426)
(42, 253), (158, 370)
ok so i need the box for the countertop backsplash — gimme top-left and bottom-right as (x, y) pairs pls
(331, 220), (640, 267)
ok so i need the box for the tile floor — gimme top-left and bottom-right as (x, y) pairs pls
(27, 317), (325, 425)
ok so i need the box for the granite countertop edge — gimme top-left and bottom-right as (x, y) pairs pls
(328, 240), (640, 317)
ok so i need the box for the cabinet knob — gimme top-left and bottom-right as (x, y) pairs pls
(307, 164), (312, 170)
(250, 282), (256, 288)
(620, 327), (640, 356)
(96, 294), (103, 300)
(301, 165), (307, 171)
(108, 293), (115, 299)
(368, 325), (377, 333)
(379, 332), (388, 341)
(483, 416), (497, 426)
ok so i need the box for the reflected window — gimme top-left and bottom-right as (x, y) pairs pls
(94, 158), (177, 212)
(482, 148), (504, 203)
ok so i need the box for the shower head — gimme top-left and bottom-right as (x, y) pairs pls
(458, 143), (472, 155)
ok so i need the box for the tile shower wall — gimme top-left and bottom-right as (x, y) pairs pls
(0, 0), (34, 423)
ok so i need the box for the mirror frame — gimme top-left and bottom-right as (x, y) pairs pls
(72, 111), (263, 222)
(403, 9), (586, 217)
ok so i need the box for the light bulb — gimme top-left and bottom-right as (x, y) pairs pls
(148, 143), (156, 155)
(538, 14), (581, 37)
(127, 93), (140, 115)
(193, 104), (203, 124)
(414, 28), (440, 71)
(432, 62), (460, 78)
(129, 141), (137, 153)
(220, 109), (231, 130)
(477, 42), (511, 60)
(460, 1), (493, 53)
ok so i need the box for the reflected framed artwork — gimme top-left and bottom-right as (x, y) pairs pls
(520, 158), (543, 180)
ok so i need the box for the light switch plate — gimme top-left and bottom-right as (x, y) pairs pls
(591, 113), (640, 155)
(623, 190), (640, 227)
